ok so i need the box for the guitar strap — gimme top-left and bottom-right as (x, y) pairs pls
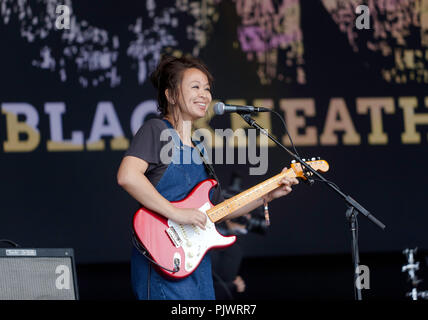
(192, 140), (222, 189)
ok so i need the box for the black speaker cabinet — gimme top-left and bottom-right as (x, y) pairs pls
(0, 248), (79, 300)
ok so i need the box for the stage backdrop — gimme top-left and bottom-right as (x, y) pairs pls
(1, 0), (427, 263)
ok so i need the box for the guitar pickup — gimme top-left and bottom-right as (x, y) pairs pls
(166, 226), (182, 248)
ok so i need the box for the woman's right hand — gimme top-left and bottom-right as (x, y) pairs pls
(170, 207), (207, 230)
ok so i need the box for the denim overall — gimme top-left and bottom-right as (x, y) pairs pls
(131, 119), (215, 300)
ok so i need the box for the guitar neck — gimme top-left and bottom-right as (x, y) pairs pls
(207, 169), (297, 223)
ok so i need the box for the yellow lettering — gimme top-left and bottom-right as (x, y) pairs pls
(111, 136), (130, 150)
(399, 96), (428, 143)
(252, 99), (276, 147)
(280, 98), (317, 146)
(47, 141), (84, 151)
(229, 99), (248, 148)
(229, 99), (276, 148)
(320, 98), (361, 145)
(356, 97), (394, 145)
(86, 140), (105, 151)
(2, 103), (40, 152)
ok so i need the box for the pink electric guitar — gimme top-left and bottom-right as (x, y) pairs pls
(133, 159), (329, 279)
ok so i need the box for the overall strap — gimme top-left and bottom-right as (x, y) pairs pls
(161, 118), (182, 148)
(162, 118), (221, 186)
(192, 140), (222, 187)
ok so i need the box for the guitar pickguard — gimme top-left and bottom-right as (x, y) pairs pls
(167, 202), (234, 273)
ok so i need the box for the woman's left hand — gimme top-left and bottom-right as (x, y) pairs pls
(263, 167), (299, 202)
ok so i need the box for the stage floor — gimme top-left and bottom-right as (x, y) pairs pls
(75, 251), (426, 300)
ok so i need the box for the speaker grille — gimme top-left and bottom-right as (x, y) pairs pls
(0, 256), (76, 300)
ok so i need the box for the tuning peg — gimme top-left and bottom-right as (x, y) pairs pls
(317, 156), (321, 160)
(311, 157), (316, 161)
(291, 160), (296, 164)
(302, 158), (306, 162)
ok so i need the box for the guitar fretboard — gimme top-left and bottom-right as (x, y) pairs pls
(206, 169), (297, 223)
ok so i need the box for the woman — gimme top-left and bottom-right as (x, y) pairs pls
(117, 54), (298, 300)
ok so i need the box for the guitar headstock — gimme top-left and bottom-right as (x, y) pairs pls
(290, 157), (329, 179)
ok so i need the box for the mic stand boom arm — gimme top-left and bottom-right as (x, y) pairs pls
(239, 112), (386, 300)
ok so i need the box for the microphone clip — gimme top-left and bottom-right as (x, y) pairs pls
(239, 112), (255, 125)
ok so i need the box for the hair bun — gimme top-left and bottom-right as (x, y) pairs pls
(150, 55), (176, 89)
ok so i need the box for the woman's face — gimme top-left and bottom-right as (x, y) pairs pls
(175, 68), (212, 121)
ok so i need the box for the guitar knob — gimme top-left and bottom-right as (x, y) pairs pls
(187, 262), (193, 269)
(186, 241), (192, 247)
(188, 252), (194, 258)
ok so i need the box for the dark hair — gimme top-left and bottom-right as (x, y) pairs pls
(150, 54), (214, 117)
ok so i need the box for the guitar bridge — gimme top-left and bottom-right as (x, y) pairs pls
(166, 226), (182, 248)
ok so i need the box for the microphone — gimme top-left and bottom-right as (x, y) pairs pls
(213, 102), (270, 115)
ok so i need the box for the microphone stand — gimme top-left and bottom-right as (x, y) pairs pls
(239, 112), (386, 301)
